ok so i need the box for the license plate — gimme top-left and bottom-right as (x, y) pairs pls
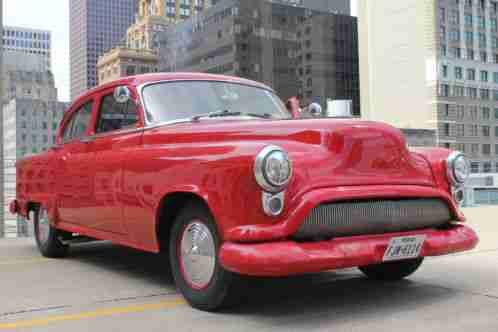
(383, 235), (426, 262)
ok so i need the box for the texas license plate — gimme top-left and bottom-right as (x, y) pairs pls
(383, 235), (426, 262)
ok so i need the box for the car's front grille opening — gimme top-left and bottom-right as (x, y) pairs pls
(292, 198), (452, 241)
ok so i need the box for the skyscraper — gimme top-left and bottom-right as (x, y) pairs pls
(1, 26), (52, 71)
(160, 0), (358, 106)
(69, 0), (139, 100)
(359, 0), (498, 174)
(97, 0), (211, 85)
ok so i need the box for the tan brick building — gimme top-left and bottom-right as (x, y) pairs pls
(360, 0), (498, 173)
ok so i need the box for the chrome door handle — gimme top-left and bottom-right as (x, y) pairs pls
(80, 136), (96, 143)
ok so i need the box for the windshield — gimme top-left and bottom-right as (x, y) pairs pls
(142, 81), (291, 123)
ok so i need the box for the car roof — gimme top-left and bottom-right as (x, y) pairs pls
(73, 72), (274, 103)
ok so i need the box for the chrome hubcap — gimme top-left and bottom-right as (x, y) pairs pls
(37, 208), (50, 245)
(179, 221), (216, 289)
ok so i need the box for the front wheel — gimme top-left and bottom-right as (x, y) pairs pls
(34, 206), (68, 258)
(169, 202), (242, 311)
(359, 258), (424, 281)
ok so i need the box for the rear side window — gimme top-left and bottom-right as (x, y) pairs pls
(72, 103), (93, 139)
(62, 101), (93, 143)
(96, 94), (139, 134)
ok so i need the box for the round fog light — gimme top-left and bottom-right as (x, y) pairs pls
(262, 192), (285, 216)
(269, 196), (283, 214)
(453, 188), (465, 204)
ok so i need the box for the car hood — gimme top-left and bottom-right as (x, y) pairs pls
(145, 118), (436, 189)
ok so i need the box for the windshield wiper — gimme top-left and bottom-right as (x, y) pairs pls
(245, 113), (272, 119)
(191, 110), (242, 121)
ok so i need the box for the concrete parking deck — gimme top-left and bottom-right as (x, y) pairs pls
(0, 207), (497, 331)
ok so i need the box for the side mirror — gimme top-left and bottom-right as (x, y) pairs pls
(114, 86), (132, 104)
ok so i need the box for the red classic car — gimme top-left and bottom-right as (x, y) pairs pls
(11, 73), (478, 311)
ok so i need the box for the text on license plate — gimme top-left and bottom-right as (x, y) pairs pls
(383, 235), (426, 262)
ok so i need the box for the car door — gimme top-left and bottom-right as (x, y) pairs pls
(87, 86), (143, 235)
(56, 100), (96, 227)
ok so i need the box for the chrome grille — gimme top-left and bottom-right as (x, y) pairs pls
(293, 199), (452, 240)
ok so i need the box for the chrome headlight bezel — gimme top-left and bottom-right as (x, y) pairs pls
(447, 151), (469, 186)
(254, 145), (292, 193)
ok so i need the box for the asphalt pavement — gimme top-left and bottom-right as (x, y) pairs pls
(0, 206), (497, 331)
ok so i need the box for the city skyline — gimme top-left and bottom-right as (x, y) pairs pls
(3, 0), (358, 102)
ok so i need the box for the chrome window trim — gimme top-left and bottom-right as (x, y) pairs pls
(137, 79), (277, 127)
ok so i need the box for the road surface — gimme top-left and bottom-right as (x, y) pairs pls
(0, 207), (497, 331)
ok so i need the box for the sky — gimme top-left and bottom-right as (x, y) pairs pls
(3, 0), (358, 103)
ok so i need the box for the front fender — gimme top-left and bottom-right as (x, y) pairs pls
(410, 147), (453, 193)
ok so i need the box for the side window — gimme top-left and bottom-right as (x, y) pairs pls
(61, 115), (76, 143)
(96, 94), (139, 134)
(61, 101), (93, 143)
(71, 102), (93, 139)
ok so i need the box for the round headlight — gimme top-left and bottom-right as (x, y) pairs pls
(254, 146), (292, 192)
(447, 152), (469, 185)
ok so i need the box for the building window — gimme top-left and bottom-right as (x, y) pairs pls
(483, 125), (490, 137)
(456, 105), (465, 119)
(495, 127), (498, 137)
(484, 162), (492, 173)
(466, 31), (474, 44)
(454, 85), (465, 97)
(451, 47), (462, 58)
(441, 45), (447, 56)
(470, 106), (478, 120)
(481, 51), (488, 62)
(472, 143), (480, 154)
(450, 29), (460, 41)
(481, 70), (489, 81)
(126, 65), (136, 76)
(482, 107), (491, 120)
(478, 16), (486, 29)
(456, 124), (465, 137)
(450, 10), (460, 24)
(467, 68), (476, 80)
(469, 124), (478, 136)
(479, 33), (487, 47)
(467, 87), (478, 99)
(443, 123), (451, 136)
(442, 65), (448, 77)
(439, 7), (446, 22)
(483, 144), (491, 156)
(465, 13), (473, 26)
(443, 104), (451, 117)
(481, 88), (490, 100)
(467, 49), (475, 60)
(455, 66), (463, 79)
(471, 162), (480, 173)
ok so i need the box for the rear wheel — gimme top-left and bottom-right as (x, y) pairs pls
(34, 206), (68, 258)
(359, 258), (424, 281)
(169, 201), (242, 311)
